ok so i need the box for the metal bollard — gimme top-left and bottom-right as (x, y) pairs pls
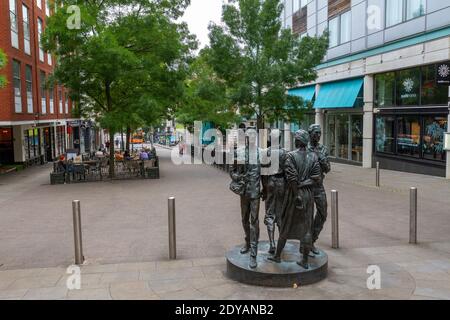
(331, 190), (339, 249)
(72, 200), (84, 265)
(409, 187), (417, 244)
(168, 197), (177, 259)
(376, 162), (380, 187)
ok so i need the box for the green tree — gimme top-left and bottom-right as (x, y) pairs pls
(0, 49), (7, 88)
(176, 51), (239, 132)
(206, 0), (328, 129)
(43, 0), (196, 176)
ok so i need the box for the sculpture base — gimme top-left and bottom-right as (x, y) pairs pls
(226, 241), (328, 287)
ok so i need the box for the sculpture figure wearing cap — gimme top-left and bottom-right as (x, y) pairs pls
(307, 124), (331, 254)
(268, 129), (321, 269)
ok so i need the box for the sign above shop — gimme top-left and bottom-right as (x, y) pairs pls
(436, 62), (450, 86)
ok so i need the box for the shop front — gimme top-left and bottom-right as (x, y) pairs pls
(374, 62), (449, 177)
(287, 85), (316, 150)
(0, 127), (14, 165)
(315, 78), (364, 165)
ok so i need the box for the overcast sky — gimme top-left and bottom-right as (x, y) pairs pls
(181, 0), (224, 49)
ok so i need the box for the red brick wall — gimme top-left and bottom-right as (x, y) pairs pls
(0, 0), (73, 123)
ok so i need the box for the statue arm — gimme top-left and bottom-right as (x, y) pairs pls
(319, 146), (331, 174)
(284, 153), (298, 191)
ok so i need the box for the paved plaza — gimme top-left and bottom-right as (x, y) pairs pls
(1, 147), (450, 299)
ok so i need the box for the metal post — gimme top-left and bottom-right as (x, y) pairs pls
(72, 200), (84, 265)
(376, 161), (380, 187)
(331, 190), (339, 249)
(168, 197), (177, 259)
(410, 187), (417, 244)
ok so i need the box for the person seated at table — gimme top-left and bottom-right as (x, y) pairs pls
(56, 155), (66, 172)
(74, 154), (83, 164)
(95, 148), (104, 158)
(114, 151), (124, 161)
(124, 150), (132, 161)
(140, 149), (149, 160)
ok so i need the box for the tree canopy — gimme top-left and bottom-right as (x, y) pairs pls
(205, 0), (328, 129)
(43, 0), (197, 175)
(175, 50), (239, 132)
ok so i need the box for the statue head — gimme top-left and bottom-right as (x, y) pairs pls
(294, 129), (310, 149)
(308, 124), (322, 145)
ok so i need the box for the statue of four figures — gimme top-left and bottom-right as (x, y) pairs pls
(230, 125), (330, 269)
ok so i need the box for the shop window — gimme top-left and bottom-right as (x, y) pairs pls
(423, 116), (447, 161)
(397, 115), (420, 158)
(396, 68), (420, 106)
(351, 115), (363, 162)
(376, 116), (396, 153)
(326, 116), (336, 157)
(336, 114), (349, 160)
(421, 65), (448, 106)
(375, 72), (396, 107)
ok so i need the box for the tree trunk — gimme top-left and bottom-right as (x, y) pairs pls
(257, 114), (265, 130)
(105, 81), (115, 178)
(126, 126), (131, 153)
(109, 130), (115, 178)
(121, 129), (124, 152)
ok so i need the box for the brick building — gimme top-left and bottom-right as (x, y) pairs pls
(0, 0), (98, 167)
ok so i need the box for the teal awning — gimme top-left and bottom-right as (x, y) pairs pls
(288, 85), (316, 102)
(314, 78), (363, 109)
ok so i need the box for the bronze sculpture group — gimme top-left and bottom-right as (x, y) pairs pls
(230, 125), (330, 270)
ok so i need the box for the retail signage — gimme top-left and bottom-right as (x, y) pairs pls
(445, 133), (450, 151)
(436, 62), (450, 85)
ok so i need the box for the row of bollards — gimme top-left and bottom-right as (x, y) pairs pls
(69, 182), (418, 264)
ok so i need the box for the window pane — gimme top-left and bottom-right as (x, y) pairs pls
(376, 72), (396, 107)
(386, 0), (403, 27)
(301, 0), (308, 8)
(421, 64), (448, 105)
(376, 116), (396, 153)
(406, 0), (425, 20)
(26, 66), (33, 113)
(336, 114), (349, 159)
(351, 115), (363, 162)
(326, 115), (336, 157)
(397, 115), (420, 158)
(329, 17), (339, 47)
(423, 116), (447, 162)
(397, 68), (420, 106)
(340, 11), (351, 44)
(13, 60), (21, 113)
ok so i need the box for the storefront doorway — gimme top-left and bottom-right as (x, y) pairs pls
(326, 113), (363, 163)
(43, 127), (53, 162)
(0, 128), (14, 164)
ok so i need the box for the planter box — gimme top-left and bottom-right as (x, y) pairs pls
(145, 167), (160, 179)
(50, 172), (66, 185)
